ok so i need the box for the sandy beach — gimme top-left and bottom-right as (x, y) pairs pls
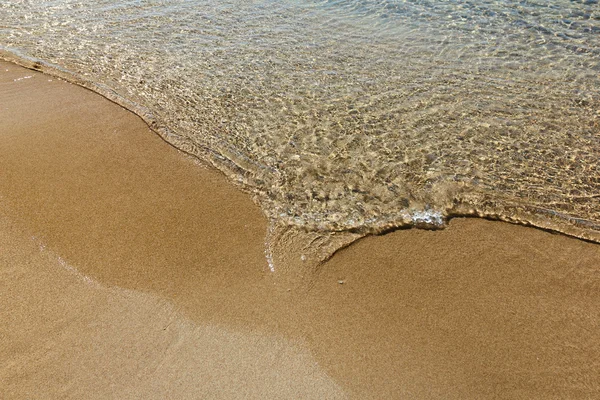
(1, 60), (600, 399)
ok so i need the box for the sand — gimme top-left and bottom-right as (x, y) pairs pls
(1, 60), (600, 399)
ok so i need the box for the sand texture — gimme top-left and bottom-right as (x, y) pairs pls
(1, 61), (600, 399)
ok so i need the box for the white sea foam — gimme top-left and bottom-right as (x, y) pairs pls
(409, 210), (445, 227)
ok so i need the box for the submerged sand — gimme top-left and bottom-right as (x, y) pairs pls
(1, 60), (600, 399)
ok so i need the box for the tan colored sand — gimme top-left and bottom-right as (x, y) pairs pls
(1, 60), (600, 399)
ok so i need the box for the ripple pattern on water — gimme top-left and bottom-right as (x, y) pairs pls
(1, 0), (599, 241)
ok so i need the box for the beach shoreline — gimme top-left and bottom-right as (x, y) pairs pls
(2, 60), (600, 399)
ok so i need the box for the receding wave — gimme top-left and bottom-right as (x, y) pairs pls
(1, 0), (599, 247)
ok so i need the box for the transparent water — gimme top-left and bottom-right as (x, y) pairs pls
(2, 0), (599, 246)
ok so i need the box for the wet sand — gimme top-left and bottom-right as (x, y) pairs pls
(1, 60), (600, 399)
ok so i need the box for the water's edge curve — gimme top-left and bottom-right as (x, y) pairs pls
(3, 48), (598, 269)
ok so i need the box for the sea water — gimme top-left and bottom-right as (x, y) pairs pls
(1, 0), (599, 243)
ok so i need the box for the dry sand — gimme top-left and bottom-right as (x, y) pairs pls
(1, 60), (600, 399)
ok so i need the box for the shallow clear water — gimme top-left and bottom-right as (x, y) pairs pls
(1, 0), (599, 241)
